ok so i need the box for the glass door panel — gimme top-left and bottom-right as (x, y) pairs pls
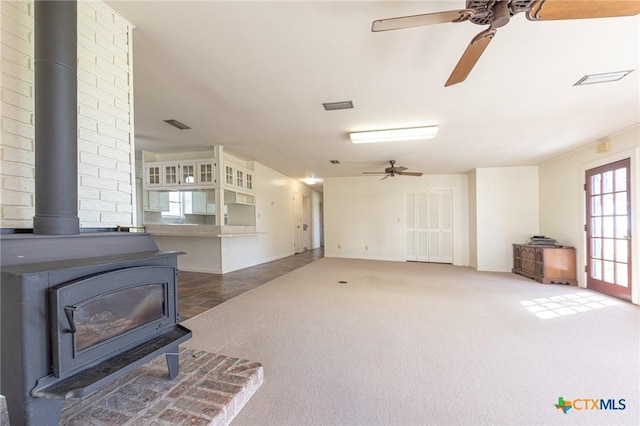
(585, 158), (632, 301)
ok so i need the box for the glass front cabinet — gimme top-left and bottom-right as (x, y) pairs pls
(163, 164), (179, 187)
(180, 162), (196, 185)
(198, 161), (216, 186)
(144, 163), (162, 188)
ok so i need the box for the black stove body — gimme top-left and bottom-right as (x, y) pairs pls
(1, 233), (191, 426)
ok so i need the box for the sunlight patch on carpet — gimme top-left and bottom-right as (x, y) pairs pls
(520, 292), (620, 319)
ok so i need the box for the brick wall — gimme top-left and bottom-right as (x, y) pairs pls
(0, 0), (135, 229)
(0, 1), (35, 228)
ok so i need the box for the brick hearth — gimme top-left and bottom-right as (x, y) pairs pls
(1, 350), (263, 425)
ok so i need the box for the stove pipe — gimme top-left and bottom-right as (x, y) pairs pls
(33, 0), (80, 235)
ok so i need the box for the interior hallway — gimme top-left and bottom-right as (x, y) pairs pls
(178, 248), (324, 320)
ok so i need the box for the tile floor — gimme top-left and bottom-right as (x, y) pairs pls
(178, 248), (323, 320)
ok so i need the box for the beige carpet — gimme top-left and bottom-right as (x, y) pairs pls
(183, 258), (640, 425)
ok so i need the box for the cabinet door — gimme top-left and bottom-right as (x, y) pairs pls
(142, 190), (149, 210)
(180, 162), (196, 185)
(236, 169), (244, 189)
(144, 164), (162, 188)
(224, 164), (235, 186)
(245, 172), (254, 192)
(157, 192), (169, 211)
(163, 163), (179, 187)
(191, 191), (207, 214)
(197, 161), (216, 186)
(147, 191), (168, 211)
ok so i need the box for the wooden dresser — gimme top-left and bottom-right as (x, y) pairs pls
(512, 244), (577, 285)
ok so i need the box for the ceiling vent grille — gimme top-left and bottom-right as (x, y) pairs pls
(163, 119), (191, 130)
(322, 101), (353, 111)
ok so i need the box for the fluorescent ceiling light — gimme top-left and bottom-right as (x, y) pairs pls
(350, 126), (438, 144)
(574, 70), (634, 86)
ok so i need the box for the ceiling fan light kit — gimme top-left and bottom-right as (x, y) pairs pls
(350, 126), (439, 144)
(372, 0), (640, 87)
(363, 160), (424, 179)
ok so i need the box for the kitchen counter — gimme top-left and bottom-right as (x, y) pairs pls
(145, 224), (258, 237)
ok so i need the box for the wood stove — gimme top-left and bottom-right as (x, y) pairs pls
(1, 233), (192, 425)
(0, 2), (192, 425)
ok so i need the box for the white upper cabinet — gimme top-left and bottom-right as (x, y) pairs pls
(144, 163), (162, 188)
(162, 163), (179, 187)
(197, 161), (216, 186)
(236, 168), (244, 189)
(144, 158), (218, 190)
(224, 164), (235, 187)
(180, 162), (197, 186)
(142, 150), (252, 193)
(245, 171), (254, 191)
(223, 162), (254, 194)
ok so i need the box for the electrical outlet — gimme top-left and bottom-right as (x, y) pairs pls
(365, 245), (368, 250)
(338, 244), (341, 249)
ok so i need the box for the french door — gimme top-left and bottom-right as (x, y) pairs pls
(405, 190), (453, 263)
(585, 158), (632, 301)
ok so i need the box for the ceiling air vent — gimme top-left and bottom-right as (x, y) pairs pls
(330, 160), (341, 164)
(322, 101), (353, 111)
(163, 119), (191, 130)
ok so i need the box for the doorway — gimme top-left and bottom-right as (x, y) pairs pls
(585, 158), (632, 301)
(405, 190), (453, 263)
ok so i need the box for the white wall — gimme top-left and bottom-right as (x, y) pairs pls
(219, 160), (321, 273)
(323, 174), (469, 266)
(0, 0), (135, 228)
(154, 235), (223, 273)
(468, 169), (477, 269)
(473, 166), (539, 272)
(539, 125), (639, 303)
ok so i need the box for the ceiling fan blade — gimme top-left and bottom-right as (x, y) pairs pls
(380, 174), (391, 181)
(363, 172), (386, 175)
(372, 8), (475, 32)
(445, 28), (496, 87)
(397, 172), (423, 177)
(527, 0), (640, 21)
(394, 166), (408, 172)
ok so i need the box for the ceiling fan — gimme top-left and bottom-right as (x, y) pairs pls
(363, 160), (424, 180)
(372, 0), (640, 87)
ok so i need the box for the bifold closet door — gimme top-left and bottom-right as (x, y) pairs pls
(405, 190), (453, 263)
(406, 192), (429, 261)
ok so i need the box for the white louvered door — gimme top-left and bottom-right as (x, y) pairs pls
(405, 190), (453, 263)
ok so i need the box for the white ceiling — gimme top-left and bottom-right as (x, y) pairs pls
(107, 1), (640, 189)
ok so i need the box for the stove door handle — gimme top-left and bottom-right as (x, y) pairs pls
(64, 305), (78, 334)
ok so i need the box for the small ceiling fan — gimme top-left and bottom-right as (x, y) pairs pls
(363, 160), (424, 180)
(372, 0), (640, 87)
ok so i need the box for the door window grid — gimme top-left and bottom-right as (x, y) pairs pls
(588, 165), (629, 287)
